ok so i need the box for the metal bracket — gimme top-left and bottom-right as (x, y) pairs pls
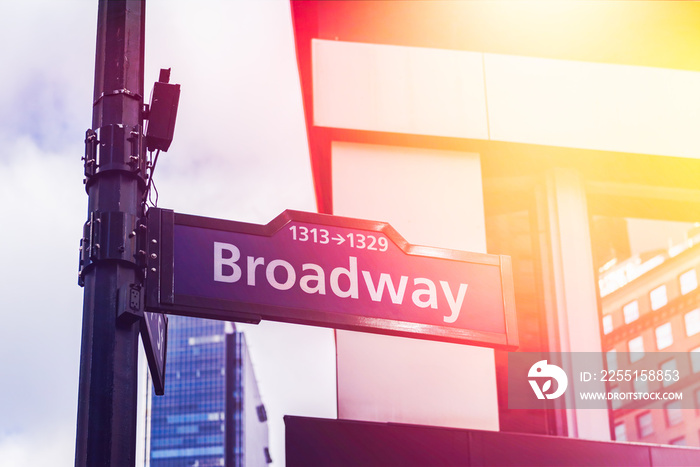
(82, 124), (147, 191)
(145, 208), (166, 309)
(127, 125), (145, 173)
(135, 215), (149, 272)
(78, 210), (145, 286)
(117, 283), (144, 325)
(83, 129), (98, 181)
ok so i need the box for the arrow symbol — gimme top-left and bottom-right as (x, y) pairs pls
(334, 234), (345, 245)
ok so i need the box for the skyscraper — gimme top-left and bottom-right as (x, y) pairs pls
(144, 316), (270, 466)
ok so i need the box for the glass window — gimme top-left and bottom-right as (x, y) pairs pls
(692, 347), (700, 373)
(670, 437), (686, 446)
(665, 401), (683, 427)
(660, 359), (677, 388)
(680, 269), (698, 295)
(607, 349), (618, 372)
(655, 322), (673, 350)
(633, 378), (648, 394)
(624, 301), (639, 324)
(614, 422), (627, 442)
(629, 336), (645, 362)
(175, 425), (199, 435)
(685, 308), (700, 337)
(650, 285), (668, 310)
(636, 412), (654, 438)
(602, 314), (613, 335)
(610, 386), (622, 409)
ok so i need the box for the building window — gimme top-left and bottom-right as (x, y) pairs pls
(610, 386), (622, 409)
(603, 314), (613, 335)
(650, 285), (668, 310)
(685, 308), (700, 337)
(665, 401), (683, 427)
(628, 336), (644, 362)
(692, 347), (700, 373)
(614, 422), (627, 442)
(633, 378), (648, 395)
(607, 349), (618, 372)
(655, 322), (673, 350)
(680, 269), (698, 295)
(624, 301), (639, 324)
(636, 412), (654, 438)
(660, 359), (677, 388)
(256, 404), (268, 422)
(670, 437), (687, 446)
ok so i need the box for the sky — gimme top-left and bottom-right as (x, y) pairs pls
(0, 1), (337, 465)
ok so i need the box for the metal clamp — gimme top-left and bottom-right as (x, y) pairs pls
(78, 210), (145, 286)
(82, 124), (147, 190)
(92, 88), (143, 107)
(83, 129), (98, 180)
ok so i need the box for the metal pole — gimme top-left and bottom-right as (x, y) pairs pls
(76, 1), (146, 465)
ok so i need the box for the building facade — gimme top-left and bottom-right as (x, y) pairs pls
(290, 0), (700, 450)
(144, 316), (270, 467)
(601, 226), (700, 446)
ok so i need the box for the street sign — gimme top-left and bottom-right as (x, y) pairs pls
(145, 208), (517, 348)
(140, 311), (168, 395)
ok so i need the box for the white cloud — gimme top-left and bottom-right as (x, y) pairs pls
(0, 142), (83, 461)
(145, 0), (314, 224)
(0, 1), (95, 154)
(0, 422), (76, 467)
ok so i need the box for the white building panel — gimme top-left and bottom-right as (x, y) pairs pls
(485, 53), (700, 158)
(312, 39), (489, 139)
(332, 141), (498, 431)
(313, 39), (700, 159)
(331, 141), (487, 252)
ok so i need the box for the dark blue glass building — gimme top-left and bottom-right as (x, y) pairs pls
(146, 316), (270, 467)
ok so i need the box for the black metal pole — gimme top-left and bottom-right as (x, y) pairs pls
(76, 1), (146, 465)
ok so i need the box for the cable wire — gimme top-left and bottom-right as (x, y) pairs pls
(142, 149), (161, 215)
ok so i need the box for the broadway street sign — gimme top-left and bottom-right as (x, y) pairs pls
(145, 208), (517, 348)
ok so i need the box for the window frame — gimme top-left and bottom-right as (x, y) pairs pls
(628, 336), (645, 362)
(650, 284), (668, 311)
(623, 300), (640, 324)
(636, 411), (654, 438)
(654, 322), (673, 350)
(680, 269), (698, 295)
